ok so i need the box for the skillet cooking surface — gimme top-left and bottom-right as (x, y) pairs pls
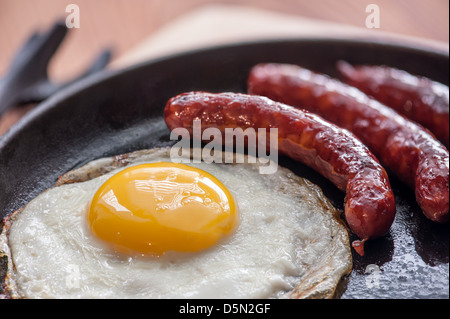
(0, 39), (448, 299)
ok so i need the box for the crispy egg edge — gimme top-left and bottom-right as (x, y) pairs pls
(0, 147), (352, 299)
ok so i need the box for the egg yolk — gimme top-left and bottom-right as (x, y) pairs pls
(88, 162), (238, 256)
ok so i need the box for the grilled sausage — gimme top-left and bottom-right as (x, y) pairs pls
(337, 61), (449, 149)
(164, 91), (396, 256)
(247, 63), (449, 223)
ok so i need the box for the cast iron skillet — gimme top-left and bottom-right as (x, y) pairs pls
(0, 38), (448, 299)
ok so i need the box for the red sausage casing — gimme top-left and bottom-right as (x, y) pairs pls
(165, 91), (396, 255)
(248, 63), (449, 223)
(337, 61), (449, 149)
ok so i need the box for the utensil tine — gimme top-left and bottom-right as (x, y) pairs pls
(0, 20), (112, 117)
(20, 48), (113, 102)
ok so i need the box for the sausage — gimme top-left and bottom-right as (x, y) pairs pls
(247, 63), (449, 224)
(336, 61), (449, 149)
(165, 91), (396, 256)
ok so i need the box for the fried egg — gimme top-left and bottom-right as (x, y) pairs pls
(0, 148), (351, 299)
(88, 161), (238, 256)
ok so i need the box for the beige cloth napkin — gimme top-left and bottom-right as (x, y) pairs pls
(111, 4), (449, 69)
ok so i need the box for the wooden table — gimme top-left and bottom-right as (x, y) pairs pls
(0, 0), (448, 135)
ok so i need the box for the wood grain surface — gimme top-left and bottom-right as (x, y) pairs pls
(0, 0), (448, 135)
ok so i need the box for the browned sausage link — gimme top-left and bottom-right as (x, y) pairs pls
(337, 61), (449, 149)
(247, 63), (449, 223)
(165, 91), (396, 256)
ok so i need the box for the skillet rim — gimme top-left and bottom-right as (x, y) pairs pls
(0, 36), (448, 151)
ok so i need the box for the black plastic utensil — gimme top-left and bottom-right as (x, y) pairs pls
(0, 20), (112, 117)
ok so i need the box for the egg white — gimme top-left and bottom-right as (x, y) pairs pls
(3, 148), (351, 299)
